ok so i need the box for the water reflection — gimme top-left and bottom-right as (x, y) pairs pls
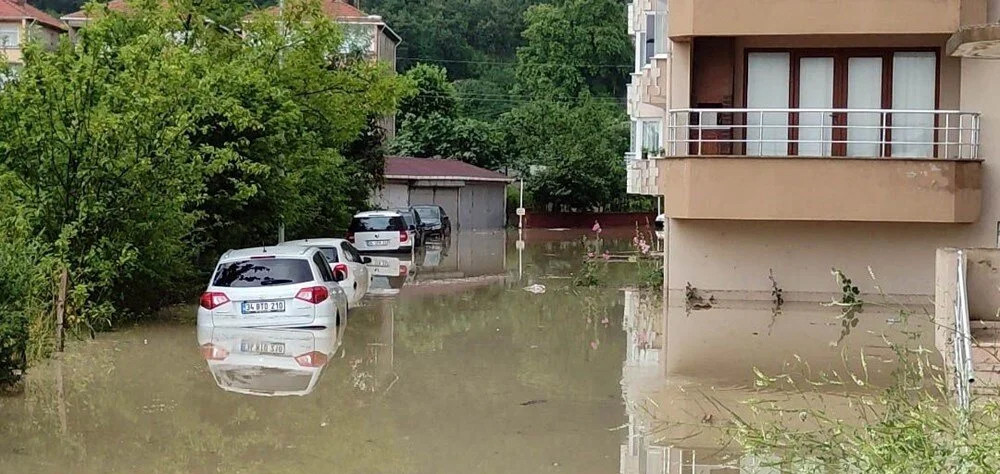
(619, 288), (935, 473)
(197, 325), (345, 397)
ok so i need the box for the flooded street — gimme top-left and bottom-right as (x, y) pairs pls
(0, 230), (934, 473)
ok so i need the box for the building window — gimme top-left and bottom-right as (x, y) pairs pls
(653, 0), (669, 56)
(744, 48), (939, 157)
(0, 25), (19, 49)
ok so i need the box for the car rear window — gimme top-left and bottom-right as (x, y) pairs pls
(212, 258), (314, 287)
(349, 216), (407, 232)
(414, 207), (439, 220)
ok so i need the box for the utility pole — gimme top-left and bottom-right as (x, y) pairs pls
(277, 0), (286, 244)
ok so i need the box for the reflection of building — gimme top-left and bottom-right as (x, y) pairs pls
(626, 0), (1000, 302)
(404, 231), (508, 294)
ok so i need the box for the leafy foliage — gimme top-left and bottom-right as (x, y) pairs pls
(0, 0), (410, 381)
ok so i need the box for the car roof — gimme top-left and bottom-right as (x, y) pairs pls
(219, 246), (319, 262)
(411, 204), (441, 209)
(280, 238), (347, 248)
(354, 210), (402, 218)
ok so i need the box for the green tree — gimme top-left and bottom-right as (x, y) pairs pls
(0, 0), (410, 367)
(498, 99), (628, 211)
(393, 64), (502, 169)
(515, 0), (632, 99)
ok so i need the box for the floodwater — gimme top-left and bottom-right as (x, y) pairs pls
(0, 229), (934, 473)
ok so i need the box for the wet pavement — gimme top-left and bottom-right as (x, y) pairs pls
(0, 229), (933, 473)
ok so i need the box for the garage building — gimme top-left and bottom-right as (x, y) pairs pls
(373, 157), (514, 230)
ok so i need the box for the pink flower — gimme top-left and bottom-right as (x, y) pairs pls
(601, 317), (609, 325)
(590, 340), (599, 350)
(592, 221), (602, 234)
(602, 251), (611, 261)
(587, 251), (595, 259)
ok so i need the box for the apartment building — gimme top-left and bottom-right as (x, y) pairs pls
(627, 0), (1000, 301)
(0, 0), (65, 68)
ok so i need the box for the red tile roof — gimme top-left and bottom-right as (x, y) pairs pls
(0, 0), (66, 31)
(385, 157), (513, 183)
(261, 0), (366, 19)
(61, 0), (127, 20)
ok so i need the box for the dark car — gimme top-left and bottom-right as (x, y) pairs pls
(412, 205), (451, 238)
(392, 207), (426, 246)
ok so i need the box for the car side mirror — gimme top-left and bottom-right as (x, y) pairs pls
(333, 270), (348, 282)
(409, 224), (416, 230)
(362, 256), (372, 264)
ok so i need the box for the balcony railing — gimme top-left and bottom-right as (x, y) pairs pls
(666, 108), (981, 160)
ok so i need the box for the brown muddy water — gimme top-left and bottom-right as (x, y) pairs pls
(0, 229), (933, 473)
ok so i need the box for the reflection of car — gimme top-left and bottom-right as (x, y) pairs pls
(412, 205), (451, 238)
(280, 238), (372, 308)
(197, 246), (349, 329)
(347, 211), (412, 252)
(419, 239), (450, 269)
(392, 207), (425, 246)
(197, 325), (344, 397)
(365, 255), (412, 296)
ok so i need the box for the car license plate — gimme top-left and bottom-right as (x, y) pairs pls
(241, 301), (285, 314)
(240, 340), (286, 355)
(367, 240), (389, 247)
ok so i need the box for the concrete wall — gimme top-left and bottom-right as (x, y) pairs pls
(670, 0), (971, 38)
(660, 157), (982, 223)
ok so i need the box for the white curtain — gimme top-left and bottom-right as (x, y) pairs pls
(798, 57), (835, 157)
(892, 52), (936, 158)
(747, 53), (790, 156)
(846, 57), (883, 157)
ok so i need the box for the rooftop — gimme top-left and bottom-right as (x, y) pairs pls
(0, 0), (66, 31)
(385, 157), (513, 183)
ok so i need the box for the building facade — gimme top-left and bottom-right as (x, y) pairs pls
(627, 0), (1000, 301)
(0, 0), (65, 68)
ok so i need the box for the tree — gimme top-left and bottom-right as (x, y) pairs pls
(515, 0), (632, 99)
(392, 64), (502, 169)
(498, 99), (628, 211)
(0, 0), (411, 357)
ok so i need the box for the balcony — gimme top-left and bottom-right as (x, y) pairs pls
(656, 108), (983, 223)
(669, 0), (973, 39)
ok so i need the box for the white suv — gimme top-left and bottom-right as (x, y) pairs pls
(197, 246), (349, 328)
(347, 211), (412, 252)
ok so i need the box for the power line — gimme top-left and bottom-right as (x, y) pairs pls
(398, 56), (634, 69)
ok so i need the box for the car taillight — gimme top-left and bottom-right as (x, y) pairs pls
(333, 263), (349, 278)
(200, 343), (229, 361)
(295, 351), (329, 368)
(346, 232), (355, 243)
(399, 231), (408, 243)
(400, 265), (408, 277)
(200, 292), (230, 310)
(295, 286), (329, 304)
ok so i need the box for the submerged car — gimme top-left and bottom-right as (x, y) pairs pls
(197, 325), (344, 397)
(412, 205), (451, 238)
(197, 246), (349, 329)
(280, 238), (372, 308)
(392, 207), (426, 246)
(347, 211), (413, 252)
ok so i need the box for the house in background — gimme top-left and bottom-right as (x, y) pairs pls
(373, 157), (513, 230)
(626, 0), (1000, 301)
(0, 0), (65, 67)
